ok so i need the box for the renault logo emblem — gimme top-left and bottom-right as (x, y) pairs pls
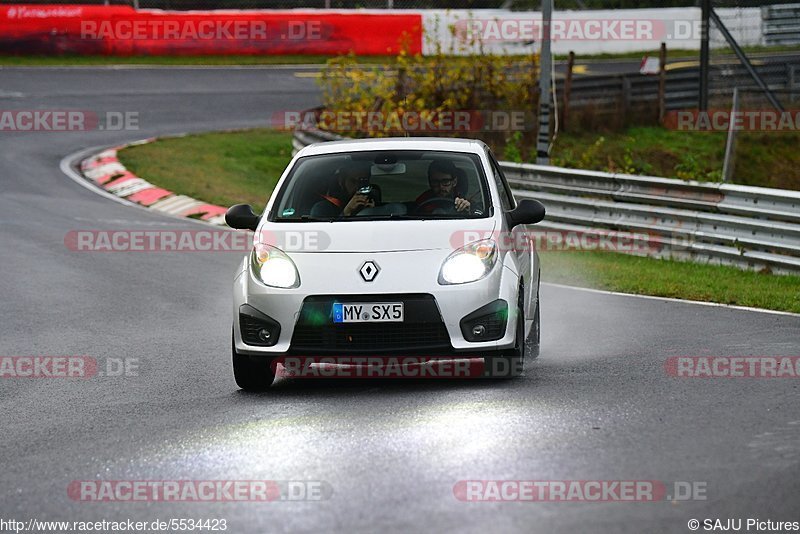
(359, 261), (379, 282)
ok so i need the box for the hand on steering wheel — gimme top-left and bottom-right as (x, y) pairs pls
(413, 197), (458, 214)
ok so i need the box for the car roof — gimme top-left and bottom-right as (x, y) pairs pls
(295, 137), (489, 158)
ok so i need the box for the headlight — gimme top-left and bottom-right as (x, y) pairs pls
(251, 243), (300, 289)
(439, 239), (497, 285)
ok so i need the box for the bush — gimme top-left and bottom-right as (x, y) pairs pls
(318, 19), (540, 156)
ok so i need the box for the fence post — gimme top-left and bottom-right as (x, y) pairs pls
(658, 42), (667, 123)
(563, 51), (575, 132)
(722, 87), (739, 183)
(536, 0), (554, 164)
(789, 64), (797, 104)
(395, 65), (406, 103)
(699, 0), (710, 111)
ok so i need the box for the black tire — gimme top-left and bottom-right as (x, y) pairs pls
(484, 290), (526, 378)
(232, 329), (276, 391)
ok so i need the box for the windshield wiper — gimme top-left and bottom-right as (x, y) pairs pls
(356, 214), (427, 220)
(287, 215), (334, 222)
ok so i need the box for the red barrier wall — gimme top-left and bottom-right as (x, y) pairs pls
(0, 5), (423, 56)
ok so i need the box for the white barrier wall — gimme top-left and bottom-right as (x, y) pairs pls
(422, 8), (762, 56)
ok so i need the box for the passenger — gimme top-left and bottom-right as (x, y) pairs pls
(311, 161), (375, 217)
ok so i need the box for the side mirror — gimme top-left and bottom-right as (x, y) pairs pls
(506, 199), (546, 229)
(225, 204), (260, 231)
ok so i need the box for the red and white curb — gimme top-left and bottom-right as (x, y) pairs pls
(78, 140), (228, 226)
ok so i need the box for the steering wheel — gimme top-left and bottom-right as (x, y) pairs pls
(414, 197), (456, 214)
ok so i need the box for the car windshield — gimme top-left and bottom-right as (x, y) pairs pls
(269, 150), (491, 221)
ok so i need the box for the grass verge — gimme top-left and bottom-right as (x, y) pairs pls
(540, 251), (800, 314)
(117, 127), (800, 313)
(117, 129), (293, 210)
(551, 127), (800, 190)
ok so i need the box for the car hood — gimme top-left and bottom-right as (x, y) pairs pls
(256, 219), (498, 253)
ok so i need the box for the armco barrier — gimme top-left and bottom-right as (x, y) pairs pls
(0, 5), (422, 55)
(292, 126), (800, 275)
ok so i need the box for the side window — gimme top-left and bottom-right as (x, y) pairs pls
(488, 152), (515, 210)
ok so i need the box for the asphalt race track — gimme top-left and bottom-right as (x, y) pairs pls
(1, 66), (799, 533)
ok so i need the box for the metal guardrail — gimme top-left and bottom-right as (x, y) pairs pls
(763, 3), (800, 46)
(559, 60), (800, 113)
(292, 126), (800, 274)
(503, 163), (800, 274)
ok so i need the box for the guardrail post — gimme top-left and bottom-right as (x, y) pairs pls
(722, 87), (739, 183)
(621, 76), (632, 126)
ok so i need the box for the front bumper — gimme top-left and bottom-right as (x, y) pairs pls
(233, 250), (521, 357)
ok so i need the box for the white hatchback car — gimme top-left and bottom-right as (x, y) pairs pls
(226, 137), (545, 390)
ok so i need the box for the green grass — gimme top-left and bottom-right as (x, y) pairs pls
(540, 250), (800, 313)
(552, 126), (800, 190)
(117, 129), (294, 210)
(552, 126), (727, 181)
(117, 127), (800, 313)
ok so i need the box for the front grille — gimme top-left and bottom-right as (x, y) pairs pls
(290, 294), (452, 354)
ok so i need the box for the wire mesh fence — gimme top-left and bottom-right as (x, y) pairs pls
(720, 88), (800, 188)
(708, 1), (800, 109)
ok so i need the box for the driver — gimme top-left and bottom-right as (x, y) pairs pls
(414, 160), (471, 214)
(311, 161), (376, 217)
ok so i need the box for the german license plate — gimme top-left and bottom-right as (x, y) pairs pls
(333, 302), (404, 323)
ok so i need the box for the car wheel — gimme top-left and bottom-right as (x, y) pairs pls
(232, 328), (276, 391)
(484, 290), (525, 379)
